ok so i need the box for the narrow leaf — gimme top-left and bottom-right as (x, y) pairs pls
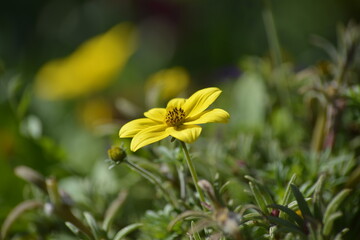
(282, 174), (297, 206)
(168, 210), (209, 231)
(190, 221), (203, 240)
(245, 175), (274, 207)
(290, 184), (312, 218)
(280, 174), (297, 219)
(249, 182), (268, 214)
(277, 226), (307, 238)
(268, 204), (304, 227)
(102, 191), (128, 231)
(14, 166), (47, 192)
(65, 221), (87, 239)
(334, 228), (349, 240)
(323, 211), (342, 236)
(267, 216), (304, 235)
(323, 189), (351, 224)
(113, 223), (143, 240)
(313, 174), (326, 220)
(288, 198), (312, 211)
(84, 212), (101, 238)
(1, 200), (42, 239)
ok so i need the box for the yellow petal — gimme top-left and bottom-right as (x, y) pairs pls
(146, 67), (190, 99)
(144, 108), (166, 122)
(183, 87), (222, 118)
(119, 118), (157, 138)
(166, 98), (186, 109)
(35, 23), (138, 100)
(185, 109), (230, 125)
(166, 125), (202, 143)
(131, 125), (169, 151)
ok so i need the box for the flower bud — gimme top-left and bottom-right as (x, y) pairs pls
(108, 146), (127, 164)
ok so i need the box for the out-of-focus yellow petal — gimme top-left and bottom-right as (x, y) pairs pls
(119, 118), (157, 138)
(79, 98), (113, 130)
(166, 125), (202, 143)
(35, 22), (137, 100)
(166, 98), (186, 109)
(144, 108), (166, 122)
(131, 125), (169, 151)
(296, 209), (303, 218)
(146, 67), (190, 99)
(185, 109), (230, 125)
(183, 87), (222, 118)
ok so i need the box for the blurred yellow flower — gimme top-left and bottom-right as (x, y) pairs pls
(78, 98), (113, 130)
(119, 87), (229, 152)
(35, 23), (137, 100)
(146, 67), (190, 102)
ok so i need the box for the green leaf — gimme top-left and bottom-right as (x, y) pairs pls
(167, 210), (209, 231)
(268, 204), (304, 227)
(267, 216), (305, 236)
(190, 221), (202, 240)
(277, 227), (307, 238)
(84, 212), (102, 239)
(65, 222), (80, 235)
(313, 174), (326, 220)
(323, 189), (351, 236)
(281, 174), (297, 206)
(249, 182), (269, 214)
(290, 184), (312, 218)
(323, 189), (351, 224)
(334, 228), (349, 240)
(280, 174), (297, 219)
(14, 166), (47, 193)
(113, 223), (143, 240)
(323, 211), (343, 236)
(1, 200), (43, 240)
(65, 222), (88, 239)
(246, 175), (273, 214)
(288, 198), (312, 211)
(102, 191), (128, 231)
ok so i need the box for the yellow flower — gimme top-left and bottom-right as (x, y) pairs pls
(78, 98), (113, 130)
(35, 22), (137, 100)
(146, 67), (190, 101)
(119, 87), (230, 152)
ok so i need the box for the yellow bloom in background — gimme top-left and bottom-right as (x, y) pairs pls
(78, 98), (113, 131)
(35, 23), (137, 100)
(145, 67), (190, 106)
(119, 87), (230, 152)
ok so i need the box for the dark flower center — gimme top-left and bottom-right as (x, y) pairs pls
(165, 107), (186, 127)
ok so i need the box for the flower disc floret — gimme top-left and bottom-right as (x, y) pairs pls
(119, 87), (230, 152)
(165, 107), (186, 127)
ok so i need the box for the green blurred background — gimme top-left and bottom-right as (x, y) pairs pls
(1, 0), (360, 76)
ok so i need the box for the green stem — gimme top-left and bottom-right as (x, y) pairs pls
(262, 0), (282, 67)
(180, 141), (206, 207)
(125, 160), (179, 209)
(335, 62), (347, 85)
(311, 107), (327, 152)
